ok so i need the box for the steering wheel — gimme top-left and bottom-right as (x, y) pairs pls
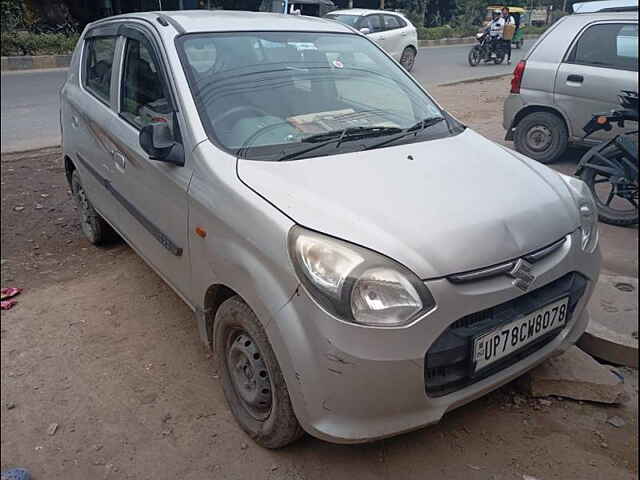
(212, 105), (271, 131)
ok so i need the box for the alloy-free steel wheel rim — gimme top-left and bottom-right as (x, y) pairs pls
(526, 125), (553, 152)
(75, 184), (98, 243)
(226, 330), (273, 420)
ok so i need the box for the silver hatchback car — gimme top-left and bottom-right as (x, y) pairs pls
(504, 11), (638, 164)
(61, 10), (600, 447)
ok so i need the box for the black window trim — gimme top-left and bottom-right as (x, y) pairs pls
(563, 20), (638, 72)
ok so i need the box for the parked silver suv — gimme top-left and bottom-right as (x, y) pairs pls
(61, 10), (600, 447)
(504, 11), (638, 164)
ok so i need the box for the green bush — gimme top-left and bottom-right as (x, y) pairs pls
(416, 24), (479, 40)
(1, 31), (79, 56)
(521, 24), (551, 35)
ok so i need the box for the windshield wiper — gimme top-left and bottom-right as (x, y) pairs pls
(362, 116), (446, 151)
(278, 125), (402, 161)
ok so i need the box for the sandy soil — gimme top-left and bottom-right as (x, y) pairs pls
(1, 78), (638, 480)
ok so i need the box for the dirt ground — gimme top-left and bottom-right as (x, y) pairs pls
(1, 78), (638, 480)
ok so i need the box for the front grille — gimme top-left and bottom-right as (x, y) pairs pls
(448, 236), (567, 284)
(424, 272), (587, 397)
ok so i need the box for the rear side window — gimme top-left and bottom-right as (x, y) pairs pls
(383, 15), (405, 30)
(569, 23), (638, 71)
(120, 37), (171, 129)
(83, 36), (117, 103)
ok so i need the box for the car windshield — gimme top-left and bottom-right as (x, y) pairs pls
(178, 31), (453, 161)
(324, 14), (361, 26)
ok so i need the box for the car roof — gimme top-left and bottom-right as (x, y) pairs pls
(573, 0), (637, 13)
(327, 9), (403, 16)
(90, 10), (353, 34)
(525, 10), (637, 63)
(559, 10), (638, 22)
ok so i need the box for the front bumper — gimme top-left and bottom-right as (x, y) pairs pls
(266, 230), (600, 443)
(503, 93), (525, 140)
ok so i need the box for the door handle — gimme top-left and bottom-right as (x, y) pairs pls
(113, 151), (126, 170)
(71, 115), (79, 128)
(567, 74), (584, 84)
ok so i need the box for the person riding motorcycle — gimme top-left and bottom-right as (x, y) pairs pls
(488, 10), (505, 57)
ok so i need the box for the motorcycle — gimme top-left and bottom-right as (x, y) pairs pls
(575, 90), (639, 226)
(468, 30), (506, 67)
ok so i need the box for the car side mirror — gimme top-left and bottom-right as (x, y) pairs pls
(139, 122), (184, 166)
(359, 27), (370, 34)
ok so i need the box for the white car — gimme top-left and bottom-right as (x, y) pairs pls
(324, 9), (419, 71)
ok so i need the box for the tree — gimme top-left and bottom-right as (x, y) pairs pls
(455, 0), (488, 28)
(1, 0), (24, 32)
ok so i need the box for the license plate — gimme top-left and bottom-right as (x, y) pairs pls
(473, 297), (569, 373)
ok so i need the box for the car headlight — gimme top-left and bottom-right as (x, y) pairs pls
(288, 226), (435, 327)
(560, 174), (599, 253)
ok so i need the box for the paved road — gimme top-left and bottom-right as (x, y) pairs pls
(415, 40), (530, 86)
(1, 68), (67, 153)
(0, 41), (530, 153)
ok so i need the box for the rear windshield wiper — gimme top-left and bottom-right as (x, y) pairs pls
(278, 125), (402, 161)
(362, 116), (446, 151)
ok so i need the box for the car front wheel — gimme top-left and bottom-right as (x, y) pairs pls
(513, 111), (568, 164)
(215, 295), (304, 448)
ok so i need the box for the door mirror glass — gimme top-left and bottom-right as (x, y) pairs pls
(139, 122), (184, 166)
(359, 27), (370, 34)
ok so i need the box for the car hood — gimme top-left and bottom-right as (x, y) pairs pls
(237, 129), (579, 279)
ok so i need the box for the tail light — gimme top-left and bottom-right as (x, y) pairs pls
(511, 60), (526, 94)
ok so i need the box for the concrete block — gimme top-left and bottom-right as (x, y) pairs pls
(54, 55), (71, 68)
(6, 56), (33, 70)
(579, 275), (638, 368)
(32, 55), (56, 69)
(520, 346), (624, 404)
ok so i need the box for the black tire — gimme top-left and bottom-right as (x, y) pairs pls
(494, 50), (506, 64)
(513, 111), (568, 164)
(399, 46), (416, 72)
(215, 296), (304, 448)
(578, 145), (639, 226)
(70, 169), (113, 245)
(468, 46), (481, 67)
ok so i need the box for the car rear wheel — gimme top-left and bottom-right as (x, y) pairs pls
(70, 169), (113, 245)
(400, 47), (416, 72)
(215, 295), (304, 448)
(514, 111), (568, 164)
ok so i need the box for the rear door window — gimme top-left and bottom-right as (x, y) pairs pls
(83, 36), (117, 103)
(569, 23), (638, 71)
(383, 15), (405, 30)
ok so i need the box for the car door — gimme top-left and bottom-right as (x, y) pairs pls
(62, 27), (123, 227)
(381, 14), (405, 60)
(554, 21), (638, 142)
(108, 24), (193, 299)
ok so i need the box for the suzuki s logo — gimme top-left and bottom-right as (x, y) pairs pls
(508, 258), (536, 292)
